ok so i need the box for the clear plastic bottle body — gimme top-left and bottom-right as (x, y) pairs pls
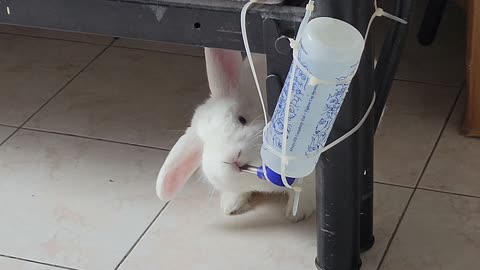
(261, 17), (365, 178)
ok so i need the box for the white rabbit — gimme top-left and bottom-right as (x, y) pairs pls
(156, 48), (315, 222)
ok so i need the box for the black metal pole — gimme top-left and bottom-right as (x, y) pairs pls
(358, 37), (376, 254)
(373, 0), (415, 129)
(417, 0), (447, 46)
(314, 0), (374, 269)
(366, 0), (414, 252)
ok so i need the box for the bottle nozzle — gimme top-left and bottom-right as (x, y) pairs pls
(240, 165), (296, 187)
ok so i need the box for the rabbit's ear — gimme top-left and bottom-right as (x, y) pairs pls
(204, 47), (243, 98)
(156, 128), (202, 201)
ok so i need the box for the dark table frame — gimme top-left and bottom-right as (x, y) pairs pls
(0, 0), (413, 269)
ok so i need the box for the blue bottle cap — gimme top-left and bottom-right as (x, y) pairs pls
(257, 166), (296, 187)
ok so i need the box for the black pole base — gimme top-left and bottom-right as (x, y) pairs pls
(315, 258), (362, 270)
(417, 0), (448, 46)
(360, 236), (375, 253)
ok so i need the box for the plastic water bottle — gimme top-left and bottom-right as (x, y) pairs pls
(260, 17), (366, 179)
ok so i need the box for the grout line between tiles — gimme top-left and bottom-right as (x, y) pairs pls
(373, 181), (414, 190)
(111, 41), (204, 58)
(0, 123), (18, 128)
(393, 78), (464, 88)
(0, 38), (170, 270)
(0, 30), (115, 46)
(0, 39), (116, 150)
(19, 39), (116, 128)
(0, 129), (18, 148)
(416, 187), (480, 200)
(375, 84), (464, 270)
(114, 203), (170, 270)
(0, 254), (82, 270)
(411, 80), (464, 188)
(0, 124), (18, 145)
(21, 127), (172, 152)
(376, 181), (480, 200)
(0, 31), (204, 58)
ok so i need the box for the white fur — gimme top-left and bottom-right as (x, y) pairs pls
(192, 94), (316, 221)
(156, 48), (315, 222)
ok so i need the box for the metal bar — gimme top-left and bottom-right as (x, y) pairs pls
(417, 0), (448, 46)
(263, 18), (296, 115)
(373, 0), (415, 129)
(0, 0), (303, 53)
(314, 0), (374, 269)
(358, 44), (375, 254)
(368, 0), (414, 253)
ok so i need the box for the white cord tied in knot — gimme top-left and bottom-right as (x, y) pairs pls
(305, 2), (314, 12)
(374, 8), (408, 24)
(365, 5), (408, 41)
(289, 38), (300, 52)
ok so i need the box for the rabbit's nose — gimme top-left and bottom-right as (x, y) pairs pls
(228, 150), (241, 162)
(228, 151), (245, 168)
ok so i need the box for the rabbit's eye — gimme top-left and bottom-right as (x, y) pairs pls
(238, 116), (247, 125)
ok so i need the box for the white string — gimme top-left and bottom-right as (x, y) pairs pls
(279, 0), (315, 191)
(241, 1), (279, 193)
(318, 1), (406, 151)
(241, 1), (269, 127)
(322, 92), (376, 153)
(365, 5), (407, 44)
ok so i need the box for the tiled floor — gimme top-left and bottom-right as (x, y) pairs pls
(0, 1), (478, 270)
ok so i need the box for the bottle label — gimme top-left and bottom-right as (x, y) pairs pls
(266, 46), (358, 159)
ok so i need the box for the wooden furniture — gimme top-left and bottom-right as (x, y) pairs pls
(464, 0), (480, 136)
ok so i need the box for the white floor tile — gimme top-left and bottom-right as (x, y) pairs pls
(117, 182), (411, 270)
(0, 130), (167, 270)
(0, 34), (105, 126)
(26, 47), (210, 149)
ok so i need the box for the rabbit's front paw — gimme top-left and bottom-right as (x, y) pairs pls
(285, 191), (315, 222)
(221, 192), (251, 215)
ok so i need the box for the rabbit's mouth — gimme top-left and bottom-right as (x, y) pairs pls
(222, 161), (246, 172)
(220, 149), (250, 173)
